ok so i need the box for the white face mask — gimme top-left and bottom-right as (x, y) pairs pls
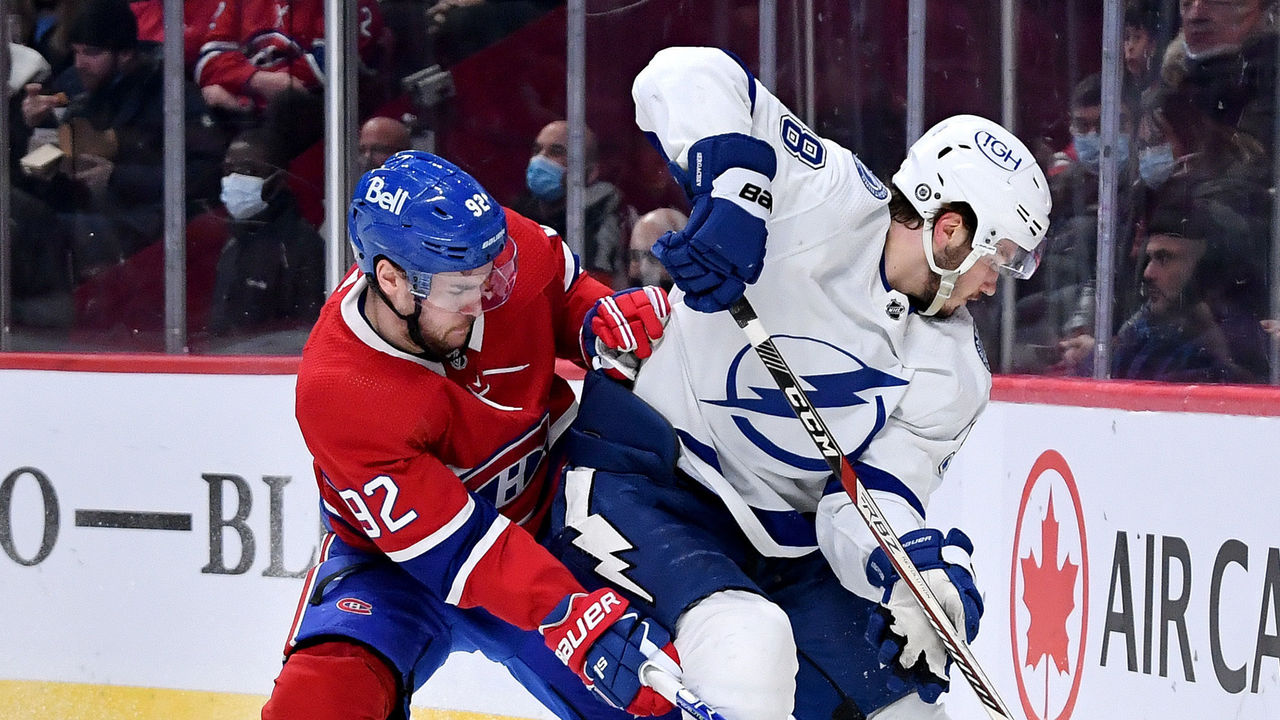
(220, 172), (269, 220)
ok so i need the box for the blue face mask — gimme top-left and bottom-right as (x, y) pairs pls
(526, 154), (566, 203)
(1139, 143), (1177, 188)
(1072, 132), (1129, 171)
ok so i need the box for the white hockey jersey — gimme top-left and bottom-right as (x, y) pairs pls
(630, 47), (992, 600)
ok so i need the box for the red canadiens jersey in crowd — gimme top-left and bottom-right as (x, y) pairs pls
(193, 0), (384, 95)
(295, 209), (610, 631)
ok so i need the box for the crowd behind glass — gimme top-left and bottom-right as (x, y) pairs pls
(3, 0), (1277, 385)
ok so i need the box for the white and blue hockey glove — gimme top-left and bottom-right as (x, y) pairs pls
(540, 588), (682, 716)
(654, 133), (776, 313)
(864, 528), (984, 703)
(580, 286), (671, 382)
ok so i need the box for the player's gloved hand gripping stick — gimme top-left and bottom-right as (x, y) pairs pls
(540, 588), (682, 716)
(727, 296), (1021, 720)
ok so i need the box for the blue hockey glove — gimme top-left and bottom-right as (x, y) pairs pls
(864, 528), (984, 703)
(580, 286), (671, 382)
(653, 133), (776, 313)
(540, 588), (682, 716)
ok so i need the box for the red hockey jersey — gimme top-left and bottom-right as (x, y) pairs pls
(295, 209), (609, 632)
(193, 0), (384, 96)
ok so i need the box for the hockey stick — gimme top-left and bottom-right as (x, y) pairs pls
(641, 663), (729, 720)
(727, 296), (1019, 720)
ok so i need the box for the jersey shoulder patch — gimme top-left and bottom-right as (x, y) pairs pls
(852, 153), (889, 201)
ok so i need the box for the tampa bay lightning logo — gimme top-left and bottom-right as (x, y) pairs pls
(702, 336), (908, 471)
(853, 153), (889, 201)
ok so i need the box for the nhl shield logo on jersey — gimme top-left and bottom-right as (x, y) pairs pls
(701, 336), (908, 473)
(885, 297), (906, 321)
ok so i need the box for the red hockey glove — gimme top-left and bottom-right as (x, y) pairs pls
(581, 286), (671, 381)
(540, 588), (681, 716)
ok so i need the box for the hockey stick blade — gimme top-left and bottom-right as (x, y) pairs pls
(641, 663), (728, 720)
(727, 296), (1020, 720)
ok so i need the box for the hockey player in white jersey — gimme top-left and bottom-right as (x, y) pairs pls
(548, 46), (1051, 720)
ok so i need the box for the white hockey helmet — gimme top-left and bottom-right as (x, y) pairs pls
(892, 114), (1052, 315)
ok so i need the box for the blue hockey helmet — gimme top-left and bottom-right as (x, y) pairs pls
(349, 151), (515, 311)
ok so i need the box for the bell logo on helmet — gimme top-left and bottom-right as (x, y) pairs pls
(364, 176), (411, 215)
(975, 130), (1024, 172)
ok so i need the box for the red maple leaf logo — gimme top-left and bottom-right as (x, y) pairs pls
(1020, 492), (1078, 673)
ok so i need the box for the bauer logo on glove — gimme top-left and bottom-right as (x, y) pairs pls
(540, 588), (681, 716)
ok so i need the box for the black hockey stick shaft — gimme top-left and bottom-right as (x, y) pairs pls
(727, 296), (1019, 720)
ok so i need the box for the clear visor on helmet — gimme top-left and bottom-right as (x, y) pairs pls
(975, 235), (1042, 280)
(421, 236), (518, 314)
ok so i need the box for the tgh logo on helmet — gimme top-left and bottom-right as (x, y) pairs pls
(975, 130), (1024, 172)
(364, 176), (411, 215)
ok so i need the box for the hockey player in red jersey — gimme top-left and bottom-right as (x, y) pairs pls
(262, 151), (681, 720)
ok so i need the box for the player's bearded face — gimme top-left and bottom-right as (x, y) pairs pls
(416, 267), (490, 354)
(913, 227), (999, 318)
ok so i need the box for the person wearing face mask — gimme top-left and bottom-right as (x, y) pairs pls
(511, 119), (628, 287)
(1161, 0), (1277, 152)
(1005, 73), (1142, 374)
(208, 128), (325, 340)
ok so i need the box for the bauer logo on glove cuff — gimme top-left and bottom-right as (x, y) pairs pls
(738, 183), (773, 211)
(553, 591), (623, 663)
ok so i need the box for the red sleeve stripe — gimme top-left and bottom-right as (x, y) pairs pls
(444, 514), (512, 605)
(385, 496), (476, 562)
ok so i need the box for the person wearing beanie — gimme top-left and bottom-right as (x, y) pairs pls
(13, 0), (224, 289)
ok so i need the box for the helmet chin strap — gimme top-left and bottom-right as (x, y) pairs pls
(919, 218), (985, 317)
(368, 275), (433, 356)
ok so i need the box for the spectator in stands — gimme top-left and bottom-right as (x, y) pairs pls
(193, 0), (387, 115)
(129, 0), (238, 74)
(1123, 2), (1164, 102)
(1133, 82), (1271, 248)
(1161, 0), (1276, 151)
(1109, 195), (1269, 382)
(208, 127), (324, 337)
(511, 119), (626, 287)
(626, 207), (682, 291)
(16, 0), (224, 280)
(1008, 73), (1138, 373)
(1057, 193), (1269, 382)
(358, 115), (412, 174)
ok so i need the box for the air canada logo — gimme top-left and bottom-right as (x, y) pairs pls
(701, 336), (907, 472)
(1010, 450), (1089, 720)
